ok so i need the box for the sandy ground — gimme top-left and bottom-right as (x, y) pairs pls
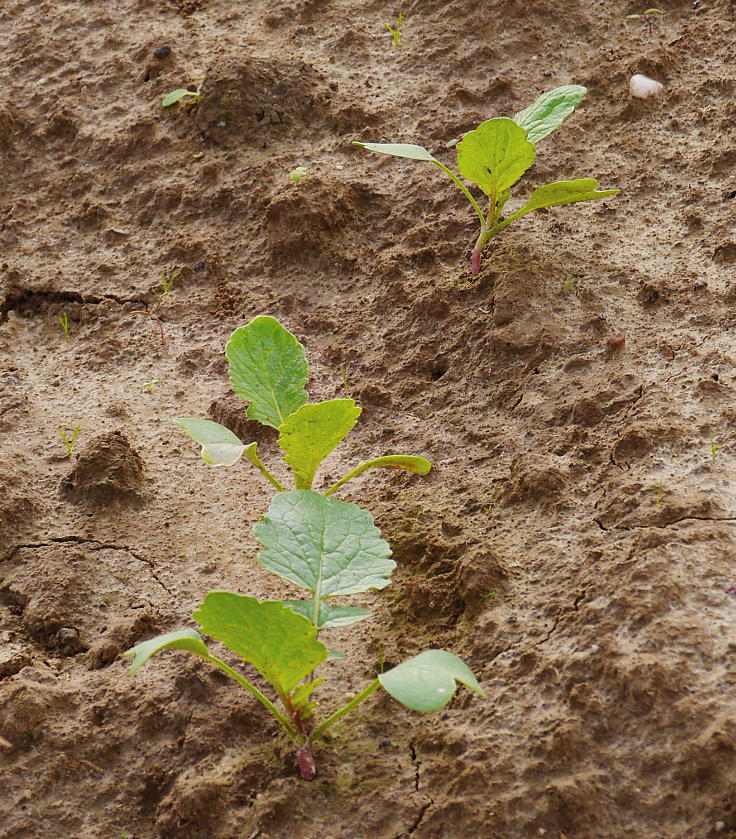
(2, 0), (736, 837)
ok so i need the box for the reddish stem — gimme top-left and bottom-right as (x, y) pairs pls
(470, 246), (481, 274)
(296, 745), (317, 780)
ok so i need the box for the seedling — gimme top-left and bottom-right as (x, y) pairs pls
(141, 378), (160, 392)
(289, 166), (308, 183)
(626, 8), (664, 34)
(384, 12), (403, 50)
(710, 435), (719, 462)
(131, 268), (179, 343)
(58, 312), (70, 341)
(126, 489), (484, 779)
(175, 315), (431, 495)
(162, 85), (201, 108)
(355, 86), (619, 273)
(57, 424), (81, 457)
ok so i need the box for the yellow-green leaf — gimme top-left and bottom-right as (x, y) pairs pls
(456, 118), (535, 199)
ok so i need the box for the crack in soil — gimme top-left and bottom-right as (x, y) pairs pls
(595, 515), (736, 533)
(3, 536), (174, 596)
(0, 287), (147, 324)
(399, 741), (433, 837)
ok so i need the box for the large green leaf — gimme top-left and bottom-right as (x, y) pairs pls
(225, 316), (309, 429)
(456, 118), (535, 199)
(511, 178), (620, 216)
(175, 417), (247, 466)
(513, 85), (587, 145)
(353, 142), (438, 162)
(378, 650), (486, 712)
(254, 490), (394, 600)
(284, 600), (373, 629)
(124, 629), (210, 673)
(278, 399), (362, 490)
(193, 592), (326, 697)
(325, 454), (432, 496)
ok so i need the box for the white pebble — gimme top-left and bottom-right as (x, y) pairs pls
(629, 74), (664, 98)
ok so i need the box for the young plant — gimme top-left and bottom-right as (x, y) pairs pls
(58, 312), (71, 341)
(626, 8), (664, 34)
(162, 85), (201, 108)
(57, 424), (81, 457)
(126, 489), (484, 779)
(175, 315), (431, 495)
(354, 85), (619, 273)
(131, 268), (179, 343)
(289, 166), (308, 183)
(384, 12), (403, 50)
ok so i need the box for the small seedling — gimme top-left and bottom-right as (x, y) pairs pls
(162, 85), (201, 108)
(384, 12), (403, 50)
(58, 312), (71, 341)
(175, 316), (432, 495)
(655, 479), (663, 505)
(126, 489), (484, 779)
(355, 86), (619, 273)
(710, 435), (719, 462)
(132, 268), (179, 343)
(626, 8), (664, 34)
(289, 166), (308, 183)
(57, 425), (81, 458)
(141, 378), (160, 392)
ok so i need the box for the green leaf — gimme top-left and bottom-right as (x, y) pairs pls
(124, 629), (209, 674)
(254, 490), (394, 599)
(378, 650), (486, 712)
(225, 316), (309, 429)
(290, 677), (325, 709)
(193, 592), (327, 697)
(284, 600), (373, 629)
(175, 418), (246, 466)
(353, 142), (438, 162)
(456, 118), (535, 199)
(324, 454), (432, 496)
(326, 649), (346, 661)
(511, 178), (620, 218)
(513, 85), (587, 145)
(278, 399), (362, 489)
(162, 89), (197, 107)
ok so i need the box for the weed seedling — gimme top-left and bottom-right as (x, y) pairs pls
(175, 315), (432, 495)
(655, 479), (663, 505)
(126, 489), (484, 779)
(289, 166), (308, 183)
(710, 435), (719, 462)
(384, 12), (403, 50)
(162, 85), (201, 108)
(141, 378), (160, 392)
(355, 86), (619, 273)
(626, 8), (664, 34)
(132, 268), (179, 343)
(58, 312), (71, 341)
(57, 425), (81, 457)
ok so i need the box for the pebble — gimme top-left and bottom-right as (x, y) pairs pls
(630, 74), (664, 98)
(153, 45), (172, 60)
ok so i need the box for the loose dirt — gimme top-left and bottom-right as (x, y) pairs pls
(2, 0), (736, 837)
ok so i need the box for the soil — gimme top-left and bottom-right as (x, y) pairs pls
(2, 0), (736, 837)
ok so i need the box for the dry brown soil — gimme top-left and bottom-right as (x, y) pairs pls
(2, 0), (736, 837)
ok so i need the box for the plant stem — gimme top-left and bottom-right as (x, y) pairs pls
(244, 444), (285, 492)
(308, 679), (381, 743)
(432, 161), (486, 229)
(206, 654), (297, 741)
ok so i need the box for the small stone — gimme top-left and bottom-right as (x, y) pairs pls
(153, 45), (172, 60)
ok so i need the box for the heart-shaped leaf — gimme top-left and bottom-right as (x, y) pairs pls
(456, 118), (535, 199)
(278, 399), (362, 489)
(226, 316), (308, 429)
(124, 629), (210, 673)
(194, 592), (327, 697)
(513, 85), (587, 144)
(175, 417), (247, 466)
(254, 490), (394, 600)
(378, 650), (486, 712)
